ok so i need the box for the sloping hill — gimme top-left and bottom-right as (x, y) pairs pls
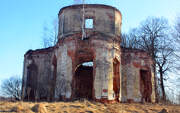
(0, 100), (180, 113)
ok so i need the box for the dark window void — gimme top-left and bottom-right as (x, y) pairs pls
(140, 70), (152, 102)
(26, 62), (38, 101)
(85, 19), (93, 29)
(113, 58), (120, 101)
(74, 62), (93, 100)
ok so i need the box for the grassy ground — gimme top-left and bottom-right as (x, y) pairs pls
(0, 100), (180, 113)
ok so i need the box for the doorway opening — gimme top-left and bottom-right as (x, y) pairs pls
(140, 69), (152, 102)
(113, 58), (120, 101)
(74, 61), (93, 100)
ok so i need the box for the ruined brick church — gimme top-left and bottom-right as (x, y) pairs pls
(22, 4), (155, 103)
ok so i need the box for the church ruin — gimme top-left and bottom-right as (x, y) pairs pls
(22, 4), (156, 103)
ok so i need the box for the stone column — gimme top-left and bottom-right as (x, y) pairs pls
(94, 47), (114, 100)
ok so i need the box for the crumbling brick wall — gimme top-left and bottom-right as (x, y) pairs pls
(22, 47), (55, 101)
(54, 33), (121, 101)
(121, 48), (155, 103)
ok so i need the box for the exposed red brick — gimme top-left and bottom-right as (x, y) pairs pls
(133, 61), (141, 68)
(127, 99), (134, 103)
(103, 89), (108, 93)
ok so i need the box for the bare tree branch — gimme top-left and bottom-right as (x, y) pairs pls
(42, 18), (58, 48)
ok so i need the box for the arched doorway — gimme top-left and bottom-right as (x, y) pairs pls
(74, 61), (93, 100)
(113, 58), (120, 101)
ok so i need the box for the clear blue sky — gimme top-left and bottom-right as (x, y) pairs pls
(0, 0), (180, 84)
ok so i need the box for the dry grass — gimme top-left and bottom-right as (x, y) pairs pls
(0, 100), (180, 113)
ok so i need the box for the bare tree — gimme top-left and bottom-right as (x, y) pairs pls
(177, 90), (180, 104)
(172, 16), (180, 103)
(42, 19), (58, 48)
(174, 16), (180, 47)
(1, 76), (22, 100)
(121, 28), (141, 49)
(156, 39), (175, 101)
(173, 16), (180, 65)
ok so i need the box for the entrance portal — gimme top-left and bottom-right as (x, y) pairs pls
(74, 62), (93, 100)
(140, 70), (152, 102)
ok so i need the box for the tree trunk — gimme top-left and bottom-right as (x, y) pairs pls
(159, 68), (166, 101)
